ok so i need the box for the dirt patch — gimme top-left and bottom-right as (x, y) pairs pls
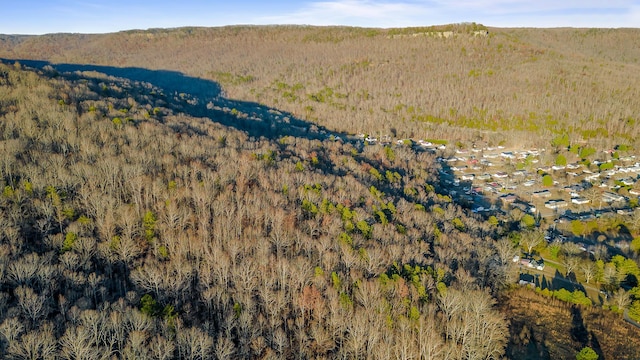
(499, 287), (640, 360)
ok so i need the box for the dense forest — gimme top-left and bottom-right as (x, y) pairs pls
(0, 61), (515, 359)
(1, 25), (640, 359)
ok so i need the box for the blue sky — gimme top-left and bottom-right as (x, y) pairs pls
(1, 0), (638, 34)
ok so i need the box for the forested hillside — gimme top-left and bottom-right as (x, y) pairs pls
(1, 25), (640, 148)
(0, 61), (515, 358)
(2, 24), (640, 359)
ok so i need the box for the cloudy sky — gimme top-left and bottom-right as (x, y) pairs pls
(1, 0), (638, 35)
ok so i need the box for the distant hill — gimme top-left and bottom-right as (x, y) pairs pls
(1, 25), (639, 149)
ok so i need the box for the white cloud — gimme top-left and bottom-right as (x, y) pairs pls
(3, 0), (638, 34)
(255, 0), (640, 28)
(258, 0), (433, 27)
(428, 0), (633, 14)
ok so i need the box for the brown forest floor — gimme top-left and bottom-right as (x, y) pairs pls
(499, 287), (640, 360)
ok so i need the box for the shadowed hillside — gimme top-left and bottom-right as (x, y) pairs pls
(3, 59), (345, 142)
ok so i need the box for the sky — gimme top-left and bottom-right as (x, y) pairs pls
(1, 0), (639, 35)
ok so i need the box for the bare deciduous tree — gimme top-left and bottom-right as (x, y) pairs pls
(580, 261), (596, 284)
(7, 323), (57, 360)
(15, 286), (47, 326)
(520, 230), (544, 255)
(60, 326), (101, 360)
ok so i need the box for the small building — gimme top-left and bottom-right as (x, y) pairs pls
(564, 183), (587, 192)
(519, 275), (535, 288)
(571, 197), (590, 205)
(617, 208), (634, 215)
(532, 189), (552, 198)
(417, 140), (434, 148)
(621, 178), (635, 186)
(530, 260), (545, 271)
(545, 199), (568, 209)
(602, 192), (625, 203)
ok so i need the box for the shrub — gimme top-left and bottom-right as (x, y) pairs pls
(599, 162), (614, 171)
(579, 146), (596, 159)
(521, 214), (536, 229)
(62, 232), (77, 253)
(576, 346), (599, 360)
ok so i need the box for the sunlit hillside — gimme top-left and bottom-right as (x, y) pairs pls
(1, 25), (639, 148)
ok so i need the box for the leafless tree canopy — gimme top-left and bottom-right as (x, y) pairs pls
(0, 61), (512, 358)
